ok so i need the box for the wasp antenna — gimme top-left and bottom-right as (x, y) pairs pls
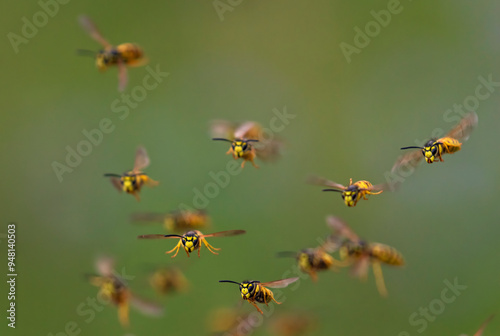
(76, 49), (97, 56)
(322, 189), (343, 193)
(219, 280), (241, 285)
(104, 173), (122, 177)
(212, 138), (233, 142)
(163, 234), (183, 238)
(247, 139), (259, 142)
(400, 146), (423, 150)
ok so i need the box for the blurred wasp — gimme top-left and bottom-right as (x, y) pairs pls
(131, 209), (210, 233)
(268, 312), (317, 336)
(138, 229), (245, 258)
(309, 176), (384, 207)
(78, 15), (148, 91)
(86, 257), (163, 328)
(219, 277), (299, 314)
(327, 216), (404, 297)
(460, 315), (494, 336)
(207, 308), (257, 336)
(104, 146), (158, 201)
(149, 266), (189, 295)
(211, 120), (283, 168)
(393, 111), (478, 171)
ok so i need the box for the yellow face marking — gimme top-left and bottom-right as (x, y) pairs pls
(298, 253), (311, 271)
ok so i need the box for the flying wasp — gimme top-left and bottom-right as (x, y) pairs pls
(149, 266), (189, 295)
(309, 176), (384, 207)
(327, 216), (404, 297)
(86, 257), (163, 328)
(219, 277), (299, 314)
(138, 229), (245, 258)
(104, 146), (158, 202)
(211, 120), (283, 168)
(392, 111), (478, 172)
(131, 209), (210, 233)
(78, 15), (148, 91)
(459, 315), (494, 336)
(268, 312), (317, 336)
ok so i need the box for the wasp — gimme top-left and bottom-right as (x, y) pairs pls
(268, 312), (316, 336)
(78, 15), (148, 91)
(131, 209), (210, 233)
(219, 277), (299, 314)
(138, 229), (245, 258)
(207, 308), (256, 336)
(459, 315), (495, 336)
(104, 146), (158, 201)
(211, 120), (283, 168)
(149, 266), (189, 295)
(326, 216), (404, 297)
(309, 176), (384, 207)
(393, 111), (478, 172)
(86, 257), (163, 327)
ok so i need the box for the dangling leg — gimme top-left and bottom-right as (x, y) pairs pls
(309, 270), (318, 282)
(118, 301), (130, 328)
(249, 301), (263, 314)
(166, 240), (183, 258)
(267, 290), (281, 305)
(372, 262), (388, 297)
(201, 238), (220, 255)
(240, 160), (246, 168)
(349, 178), (353, 186)
(132, 191), (141, 202)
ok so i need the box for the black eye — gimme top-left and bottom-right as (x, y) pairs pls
(431, 147), (437, 155)
(242, 143), (248, 150)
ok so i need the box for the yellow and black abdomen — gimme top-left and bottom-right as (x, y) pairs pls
(355, 180), (374, 190)
(253, 285), (272, 304)
(369, 243), (404, 266)
(437, 137), (462, 154)
(116, 43), (144, 66)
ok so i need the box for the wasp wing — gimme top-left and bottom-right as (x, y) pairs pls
(350, 256), (370, 280)
(78, 15), (111, 48)
(201, 230), (246, 238)
(210, 120), (236, 140)
(107, 176), (122, 192)
(117, 60), (128, 92)
(130, 294), (164, 317)
(261, 277), (299, 288)
(391, 150), (423, 174)
(446, 111), (478, 142)
(326, 216), (359, 243)
(234, 121), (261, 140)
(131, 212), (167, 224)
(307, 175), (346, 190)
(133, 146), (150, 172)
(95, 256), (115, 277)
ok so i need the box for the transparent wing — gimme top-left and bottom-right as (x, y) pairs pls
(201, 230), (246, 238)
(351, 256), (370, 280)
(108, 176), (122, 192)
(78, 15), (111, 48)
(95, 256), (115, 277)
(446, 111), (478, 142)
(391, 150), (423, 174)
(210, 120), (236, 140)
(326, 216), (359, 243)
(131, 212), (166, 224)
(133, 146), (150, 172)
(130, 294), (164, 317)
(307, 175), (346, 190)
(117, 60), (128, 92)
(254, 138), (283, 162)
(261, 277), (299, 288)
(234, 121), (261, 140)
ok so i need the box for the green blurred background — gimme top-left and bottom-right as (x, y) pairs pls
(1, 0), (499, 335)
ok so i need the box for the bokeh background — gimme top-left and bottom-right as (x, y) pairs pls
(1, 0), (499, 335)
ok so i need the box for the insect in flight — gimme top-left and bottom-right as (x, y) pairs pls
(131, 209), (210, 233)
(138, 229), (246, 258)
(86, 257), (163, 327)
(459, 315), (494, 336)
(392, 111), (478, 172)
(219, 277), (299, 314)
(207, 308), (256, 336)
(211, 120), (283, 168)
(268, 312), (317, 336)
(78, 15), (148, 91)
(327, 216), (404, 297)
(149, 266), (189, 295)
(104, 146), (158, 202)
(309, 176), (384, 207)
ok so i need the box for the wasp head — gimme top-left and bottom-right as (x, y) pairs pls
(342, 185), (359, 207)
(181, 231), (200, 253)
(422, 140), (440, 163)
(232, 139), (251, 158)
(297, 250), (313, 271)
(239, 281), (257, 299)
(121, 175), (137, 192)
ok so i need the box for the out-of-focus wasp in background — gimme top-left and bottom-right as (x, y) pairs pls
(78, 15), (148, 91)
(459, 315), (494, 336)
(309, 176), (385, 207)
(392, 111), (478, 172)
(104, 146), (159, 202)
(207, 307), (258, 336)
(148, 266), (189, 295)
(138, 229), (245, 258)
(268, 312), (317, 336)
(219, 277), (299, 314)
(131, 209), (210, 233)
(86, 257), (163, 328)
(326, 216), (404, 297)
(211, 120), (283, 168)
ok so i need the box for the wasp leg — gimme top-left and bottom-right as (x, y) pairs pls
(241, 160), (246, 168)
(349, 178), (353, 186)
(368, 190), (383, 196)
(309, 270), (318, 282)
(118, 300), (130, 328)
(249, 158), (259, 169)
(372, 261), (388, 297)
(166, 240), (183, 258)
(225, 147), (233, 155)
(131, 191), (141, 202)
(268, 290), (281, 305)
(249, 300), (263, 314)
(201, 238), (220, 255)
